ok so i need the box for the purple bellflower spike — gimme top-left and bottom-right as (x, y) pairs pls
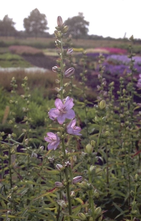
(44, 132), (60, 150)
(67, 119), (82, 136)
(48, 97), (75, 124)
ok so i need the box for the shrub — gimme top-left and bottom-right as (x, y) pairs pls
(9, 45), (43, 55)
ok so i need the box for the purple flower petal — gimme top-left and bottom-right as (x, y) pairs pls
(48, 97), (75, 124)
(67, 119), (81, 136)
(57, 114), (66, 124)
(44, 132), (60, 150)
(55, 98), (63, 109)
(48, 108), (60, 120)
(65, 109), (75, 119)
(65, 97), (74, 110)
(48, 143), (55, 150)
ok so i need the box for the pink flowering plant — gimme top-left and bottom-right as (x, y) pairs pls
(43, 16), (86, 221)
(44, 132), (60, 150)
(1, 15), (141, 221)
(48, 96), (75, 124)
(67, 118), (82, 136)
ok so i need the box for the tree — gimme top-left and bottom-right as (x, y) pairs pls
(23, 8), (48, 37)
(64, 13), (89, 39)
(0, 15), (16, 36)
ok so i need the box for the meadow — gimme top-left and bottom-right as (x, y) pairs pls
(1, 17), (141, 221)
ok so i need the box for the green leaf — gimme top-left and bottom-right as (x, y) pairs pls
(113, 202), (123, 213)
(72, 205), (82, 215)
(75, 197), (84, 205)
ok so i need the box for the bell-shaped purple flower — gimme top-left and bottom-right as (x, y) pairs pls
(67, 119), (82, 136)
(44, 132), (60, 150)
(48, 97), (75, 124)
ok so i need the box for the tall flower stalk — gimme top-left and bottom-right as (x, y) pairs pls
(45, 16), (82, 221)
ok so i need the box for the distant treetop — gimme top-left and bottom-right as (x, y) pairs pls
(23, 8), (49, 37)
(64, 13), (89, 39)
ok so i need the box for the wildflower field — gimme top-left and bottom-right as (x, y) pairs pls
(1, 16), (141, 221)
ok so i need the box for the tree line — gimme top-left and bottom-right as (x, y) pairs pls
(0, 9), (90, 39)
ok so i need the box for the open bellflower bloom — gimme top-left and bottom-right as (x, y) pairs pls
(44, 132), (60, 150)
(67, 119), (81, 136)
(48, 97), (75, 124)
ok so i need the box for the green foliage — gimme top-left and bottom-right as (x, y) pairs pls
(0, 87), (10, 123)
(23, 8), (48, 36)
(0, 52), (32, 67)
(114, 43), (141, 54)
(1, 16), (141, 221)
(64, 13), (89, 39)
(8, 45), (43, 55)
(0, 15), (16, 36)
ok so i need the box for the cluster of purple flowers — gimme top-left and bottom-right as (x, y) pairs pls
(104, 55), (141, 77)
(44, 96), (81, 150)
(90, 54), (141, 77)
(107, 54), (141, 66)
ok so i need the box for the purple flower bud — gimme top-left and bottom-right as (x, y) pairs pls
(31, 153), (37, 158)
(56, 164), (63, 171)
(48, 157), (55, 163)
(55, 181), (63, 188)
(57, 16), (63, 27)
(52, 66), (58, 72)
(39, 146), (44, 151)
(65, 161), (71, 167)
(70, 191), (75, 197)
(67, 48), (73, 55)
(64, 67), (75, 77)
(72, 176), (83, 184)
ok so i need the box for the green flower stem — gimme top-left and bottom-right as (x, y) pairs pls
(106, 144), (109, 191)
(56, 178), (61, 221)
(62, 138), (72, 221)
(88, 166), (95, 218)
(8, 145), (12, 188)
(60, 37), (64, 100)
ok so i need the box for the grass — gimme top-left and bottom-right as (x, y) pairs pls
(0, 52), (32, 68)
(0, 36), (131, 49)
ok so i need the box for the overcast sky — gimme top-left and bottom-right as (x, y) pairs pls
(0, 0), (140, 39)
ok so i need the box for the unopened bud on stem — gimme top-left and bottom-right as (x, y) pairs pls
(57, 16), (63, 27)
(64, 67), (75, 77)
(72, 176), (83, 184)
